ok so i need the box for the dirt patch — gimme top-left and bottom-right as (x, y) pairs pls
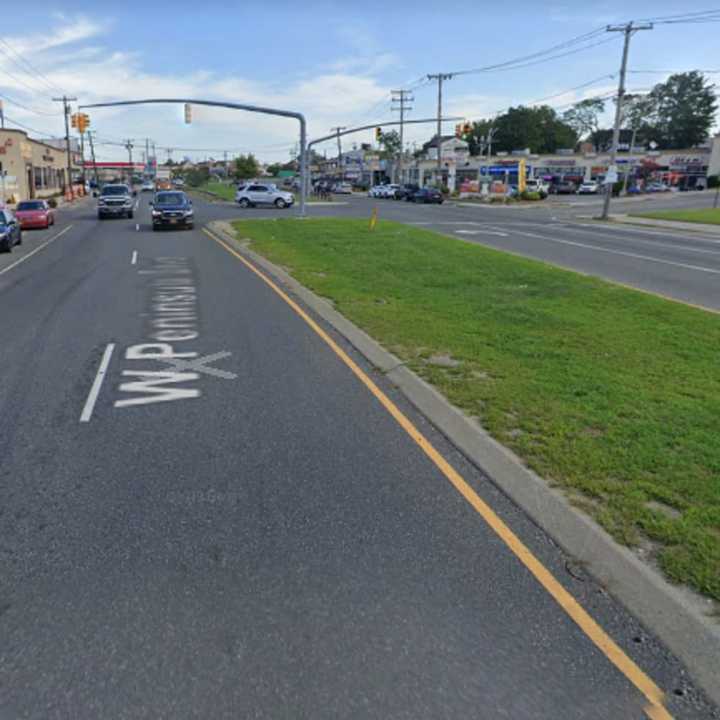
(646, 500), (682, 521)
(427, 353), (460, 368)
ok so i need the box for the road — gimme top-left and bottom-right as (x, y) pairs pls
(0, 193), (716, 719)
(200, 190), (720, 312)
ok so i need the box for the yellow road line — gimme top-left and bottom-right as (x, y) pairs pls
(204, 226), (673, 720)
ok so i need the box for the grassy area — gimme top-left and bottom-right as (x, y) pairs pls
(195, 181), (236, 201)
(231, 217), (720, 601)
(633, 207), (720, 225)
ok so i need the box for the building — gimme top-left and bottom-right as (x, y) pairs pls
(406, 134), (720, 192)
(83, 161), (146, 184)
(0, 129), (82, 204)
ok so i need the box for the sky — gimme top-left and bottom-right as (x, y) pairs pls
(1, 1), (718, 164)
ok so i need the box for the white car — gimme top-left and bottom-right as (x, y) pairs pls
(378, 184), (400, 198)
(141, 180), (155, 192)
(525, 179), (549, 194)
(333, 182), (353, 194)
(236, 182), (294, 208)
(368, 185), (387, 198)
(577, 181), (600, 195)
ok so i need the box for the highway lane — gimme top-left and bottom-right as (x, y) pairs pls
(0, 193), (716, 719)
(201, 194), (720, 311)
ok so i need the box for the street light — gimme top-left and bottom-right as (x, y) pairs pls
(79, 98), (309, 217)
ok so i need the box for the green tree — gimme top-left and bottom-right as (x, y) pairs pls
(562, 98), (606, 145)
(648, 71), (717, 148)
(185, 166), (210, 187)
(377, 129), (402, 159)
(465, 119), (494, 156)
(233, 153), (259, 179)
(492, 105), (577, 154)
(266, 163), (283, 176)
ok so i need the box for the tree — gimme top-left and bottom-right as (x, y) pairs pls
(491, 105), (577, 154)
(647, 71), (717, 149)
(377, 129), (401, 159)
(266, 163), (283, 176)
(562, 98), (606, 145)
(185, 166), (210, 187)
(233, 153), (259, 179)
(464, 119), (494, 156)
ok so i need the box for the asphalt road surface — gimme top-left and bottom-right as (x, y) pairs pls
(0, 193), (717, 719)
(197, 190), (720, 312)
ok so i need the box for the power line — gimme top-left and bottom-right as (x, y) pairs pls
(0, 90), (63, 117)
(0, 38), (64, 94)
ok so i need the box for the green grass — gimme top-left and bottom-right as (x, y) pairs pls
(196, 181), (236, 201)
(231, 217), (720, 601)
(633, 208), (720, 225)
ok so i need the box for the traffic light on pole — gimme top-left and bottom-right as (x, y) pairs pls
(184, 103), (192, 124)
(71, 113), (78, 128)
(375, 127), (382, 141)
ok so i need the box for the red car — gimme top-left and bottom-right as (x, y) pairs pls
(14, 200), (55, 229)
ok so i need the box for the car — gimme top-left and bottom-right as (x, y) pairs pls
(367, 185), (387, 198)
(236, 183), (294, 209)
(141, 180), (155, 192)
(378, 184), (400, 198)
(150, 191), (194, 230)
(173, 178), (185, 188)
(577, 181), (600, 195)
(395, 183), (419, 200)
(410, 187), (444, 204)
(524, 179), (549, 196)
(332, 182), (353, 194)
(550, 181), (577, 194)
(97, 184), (134, 219)
(14, 200), (55, 229)
(0, 209), (22, 252)
(645, 181), (670, 193)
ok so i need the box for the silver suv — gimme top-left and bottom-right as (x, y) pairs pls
(236, 183), (294, 209)
(97, 184), (134, 219)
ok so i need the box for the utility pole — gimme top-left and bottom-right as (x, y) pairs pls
(391, 89), (414, 184)
(0, 99), (4, 128)
(79, 130), (86, 185)
(601, 21), (652, 220)
(427, 74), (453, 186)
(331, 126), (346, 180)
(125, 139), (134, 184)
(87, 130), (100, 189)
(52, 95), (77, 198)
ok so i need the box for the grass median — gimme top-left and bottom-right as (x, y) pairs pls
(632, 207), (720, 225)
(196, 181), (236, 201)
(231, 217), (720, 601)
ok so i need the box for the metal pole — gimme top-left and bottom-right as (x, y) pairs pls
(53, 95), (77, 198)
(714, 183), (719, 209)
(87, 131), (100, 189)
(601, 22), (652, 220)
(330, 127), (345, 180)
(299, 116), (307, 217)
(125, 140), (134, 184)
(622, 126), (637, 195)
(80, 130), (86, 185)
(392, 90), (413, 184)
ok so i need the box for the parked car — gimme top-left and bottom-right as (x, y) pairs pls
(97, 184), (134, 219)
(378, 184), (400, 198)
(577, 181), (600, 195)
(368, 185), (388, 198)
(0, 209), (22, 252)
(236, 183), (294, 208)
(150, 191), (194, 230)
(525, 179), (549, 195)
(551, 181), (577, 195)
(332, 182), (353, 194)
(14, 200), (55, 229)
(395, 183), (420, 200)
(645, 181), (670, 193)
(410, 188), (444, 204)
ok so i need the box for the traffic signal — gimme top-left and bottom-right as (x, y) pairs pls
(375, 127), (382, 141)
(184, 103), (192, 124)
(71, 113), (78, 128)
(77, 113), (90, 133)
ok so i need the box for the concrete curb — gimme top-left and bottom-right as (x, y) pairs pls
(610, 213), (720, 236)
(208, 219), (720, 706)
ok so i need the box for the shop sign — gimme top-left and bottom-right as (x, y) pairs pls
(20, 141), (32, 160)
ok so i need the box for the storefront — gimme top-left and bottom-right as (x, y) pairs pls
(0, 129), (80, 204)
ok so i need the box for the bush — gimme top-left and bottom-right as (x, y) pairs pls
(520, 190), (542, 201)
(611, 181), (623, 197)
(47, 198), (58, 208)
(707, 175), (719, 189)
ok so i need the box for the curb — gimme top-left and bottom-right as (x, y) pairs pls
(208, 219), (720, 706)
(609, 214), (720, 236)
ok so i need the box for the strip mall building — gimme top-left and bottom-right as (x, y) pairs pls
(0, 129), (83, 204)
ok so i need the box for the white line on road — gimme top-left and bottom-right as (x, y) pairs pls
(131, 250), (138, 265)
(455, 229), (508, 237)
(80, 343), (115, 423)
(134, 199), (139, 210)
(484, 225), (720, 275)
(135, 223), (140, 232)
(0, 225), (73, 278)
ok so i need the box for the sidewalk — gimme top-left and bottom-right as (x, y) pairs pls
(609, 213), (720, 236)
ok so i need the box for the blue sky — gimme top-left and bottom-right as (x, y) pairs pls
(1, 1), (718, 162)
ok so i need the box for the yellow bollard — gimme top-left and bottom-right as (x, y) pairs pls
(369, 207), (378, 231)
